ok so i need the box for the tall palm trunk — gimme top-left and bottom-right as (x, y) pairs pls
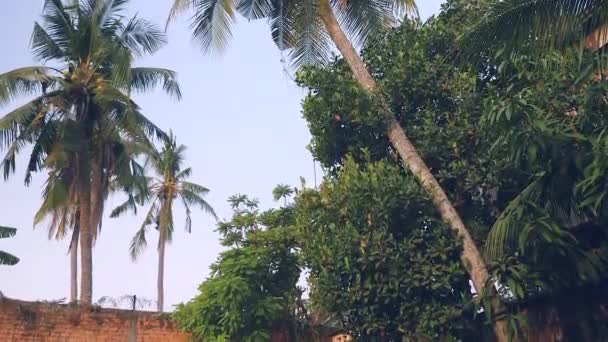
(78, 154), (93, 305)
(157, 230), (166, 312)
(90, 157), (104, 242)
(69, 221), (79, 304)
(318, 1), (507, 340)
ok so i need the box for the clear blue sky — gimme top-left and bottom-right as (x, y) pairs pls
(0, 1), (443, 309)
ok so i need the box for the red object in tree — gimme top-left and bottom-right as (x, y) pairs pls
(335, 114), (341, 121)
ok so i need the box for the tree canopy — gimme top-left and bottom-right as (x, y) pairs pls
(297, 157), (480, 340)
(173, 189), (303, 341)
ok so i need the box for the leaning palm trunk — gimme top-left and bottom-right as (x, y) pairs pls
(69, 223), (79, 304)
(318, 1), (507, 340)
(157, 232), (166, 312)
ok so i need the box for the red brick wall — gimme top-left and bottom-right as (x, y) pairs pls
(0, 298), (191, 342)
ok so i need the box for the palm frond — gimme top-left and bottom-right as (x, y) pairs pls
(32, 160), (78, 241)
(97, 85), (167, 142)
(0, 251), (19, 266)
(237, 0), (273, 20)
(129, 201), (158, 260)
(129, 225), (149, 260)
(128, 107), (168, 142)
(269, 0), (295, 50)
(37, 206), (73, 240)
(485, 168), (589, 260)
(109, 197), (133, 218)
(31, 22), (66, 61)
(1, 130), (31, 181)
(167, 0), (196, 29)
(182, 196), (193, 233)
(92, 0), (129, 29)
(0, 67), (55, 107)
(190, 0), (237, 53)
(25, 120), (59, 185)
(288, 0), (332, 68)
(485, 176), (546, 260)
(120, 15), (167, 57)
(181, 180), (210, 195)
(105, 45), (134, 91)
(0, 226), (19, 265)
(110, 190), (148, 218)
(79, 0), (100, 16)
(334, 0), (416, 47)
(0, 95), (48, 150)
(0, 226), (17, 239)
(176, 167), (192, 180)
(34, 174), (70, 225)
(111, 167), (150, 205)
(129, 67), (182, 100)
(41, 0), (75, 53)
(181, 186), (217, 220)
(392, 0), (417, 17)
(460, 0), (608, 57)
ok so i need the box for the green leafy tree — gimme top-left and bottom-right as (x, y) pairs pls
(297, 157), (479, 340)
(111, 134), (216, 312)
(166, 1), (507, 335)
(473, 45), (608, 341)
(299, 1), (608, 337)
(0, 226), (19, 266)
(173, 189), (302, 342)
(0, 0), (179, 304)
(297, 1), (519, 245)
(479, 50), (608, 288)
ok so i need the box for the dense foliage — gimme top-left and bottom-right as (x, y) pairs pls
(481, 50), (608, 292)
(297, 0), (519, 247)
(297, 157), (479, 340)
(297, 0), (608, 337)
(173, 191), (302, 341)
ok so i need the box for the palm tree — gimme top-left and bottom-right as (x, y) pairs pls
(111, 133), (217, 312)
(0, 226), (19, 266)
(167, 1), (506, 338)
(461, 0), (608, 54)
(272, 184), (294, 206)
(0, 0), (180, 304)
(33, 136), (148, 303)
